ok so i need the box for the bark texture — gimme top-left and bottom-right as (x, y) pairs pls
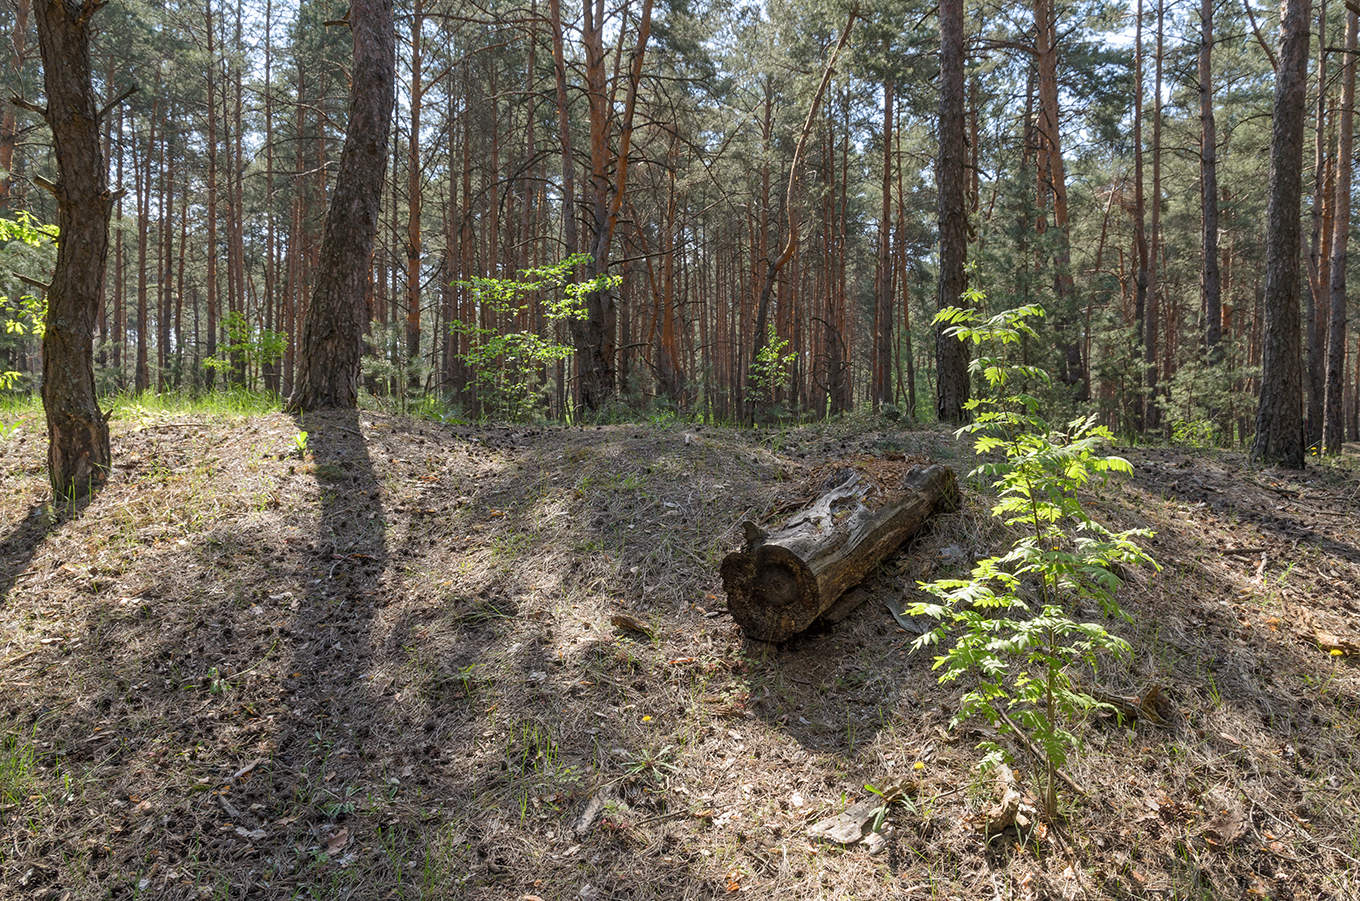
(1199, 0), (1221, 355)
(1251, 0), (1310, 468)
(35, 0), (113, 502)
(1323, 9), (1355, 453)
(935, 0), (969, 424)
(288, 0), (396, 411)
(720, 464), (958, 643)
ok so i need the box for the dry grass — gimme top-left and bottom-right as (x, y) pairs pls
(1, 406), (1358, 900)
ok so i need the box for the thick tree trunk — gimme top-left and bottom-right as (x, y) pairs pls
(287, 0), (395, 411)
(1323, 9), (1355, 453)
(35, 0), (113, 501)
(936, 0), (969, 423)
(1252, 0), (1311, 468)
(721, 465), (958, 642)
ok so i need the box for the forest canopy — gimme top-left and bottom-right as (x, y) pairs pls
(0, 0), (1347, 450)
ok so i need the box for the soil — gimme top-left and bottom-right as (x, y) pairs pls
(1, 408), (1359, 899)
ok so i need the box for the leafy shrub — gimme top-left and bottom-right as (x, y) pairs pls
(451, 253), (618, 421)
(748, 322), (796, 407)
(909, 302), (1156, 815)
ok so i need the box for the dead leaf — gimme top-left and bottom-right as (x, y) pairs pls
(610, 613), (654, 639)
(325, 826), (350, 855)
(1314, 630), (1360, 656)
(1202, 797), (1249, 848)
(807, 781), (915, 845)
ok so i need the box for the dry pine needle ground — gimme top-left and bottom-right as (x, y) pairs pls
(1, 406), (1358, 899)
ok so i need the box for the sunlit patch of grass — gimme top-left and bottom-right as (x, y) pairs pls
(104, 388), (281, 423)
(0, 727), (38, 807)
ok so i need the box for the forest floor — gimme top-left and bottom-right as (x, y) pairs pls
(1, 402), (1359, 900)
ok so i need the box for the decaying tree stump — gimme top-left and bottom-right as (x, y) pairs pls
(721, 464), (958, 642)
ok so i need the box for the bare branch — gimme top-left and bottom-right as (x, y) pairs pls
(15, 273), (50, 293)
(10, 96), (47, 119)
(96, 86), (136, 123)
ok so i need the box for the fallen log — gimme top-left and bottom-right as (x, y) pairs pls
(721, 463), (958, 642)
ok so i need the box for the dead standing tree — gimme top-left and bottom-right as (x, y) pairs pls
(29, 0), (122, 501)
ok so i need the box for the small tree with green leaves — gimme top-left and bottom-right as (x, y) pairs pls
(202, 311), (287, 391)
(452, 253), (618, 421)
(908, 302), (1155, 816)
(0, 213), (58, 391)
(748, 322), (797, 413)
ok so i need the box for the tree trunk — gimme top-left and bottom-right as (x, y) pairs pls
(405, 0), (423, 393)
(1252, 0), (1311, 468)
(1034, 0), (1084, 398)
(204, 0), (219, 389)
(873, 80), (893, 410)
(1145, 0), (1164, 430)
(1199, 0), (1221, 357)
(1133, 0), (1148, 433)
(1323, 8), (1355, 453)
(35, 0), (113, 501)
(0, 0), (30, 210)
(936, 0), (969, 423)
(1306, 0), (1329, 445)
(287, 0), (395, 412)
(1305, 0), (1327, 449)
(721, 464), (958, 642)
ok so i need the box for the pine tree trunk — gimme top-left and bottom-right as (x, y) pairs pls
(873, 80), (893, 410)
(287, 0), (395, 412)
(1323, 8), (1355, 453)
(1252, 0), (1311, 468)
(405, 0), (423, 393)
(935, 0), (970, 423)
(204, 0), (219, 389)
(35, 0), (113, 501)
(0, 0), (30, 210)
(1035, 0), (1084, 398)
(1146, 0), (1164, 430)
(1199, 0), (1221, 357)
(1305, 0), (1329, 445)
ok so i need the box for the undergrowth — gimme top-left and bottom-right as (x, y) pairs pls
(910, 301), (1156, 816)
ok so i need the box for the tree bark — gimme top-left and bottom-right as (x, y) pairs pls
(1146, 0), (1164, 430)
(1034, 0), (1084, 398)
(1199, 0), (1221, 357)
(873, 80), (893, 410)
(1306, 0), (1329, 445)
(936, 0), (970, 423)
(1133, 0), (1148, 432)
(0, 0), (30, 210)
(1251, 0), (1310, 468)
(1323, 8), (1355, 454)
(721, 464), (958, 642)
(287, 0), (395, 411)
(35, 0), (113, 501)
(405, 0), (424, 392)
(204, 0), (219, 389)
